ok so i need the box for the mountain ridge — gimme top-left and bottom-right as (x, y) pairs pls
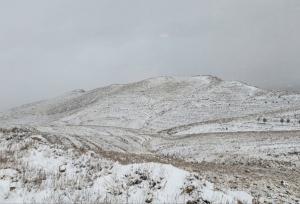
(1, 75), (300, 134)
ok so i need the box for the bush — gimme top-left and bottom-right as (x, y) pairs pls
(263, 118), (267, 123)
(280, 118), (284, 123)
(287, 119), (290, 123)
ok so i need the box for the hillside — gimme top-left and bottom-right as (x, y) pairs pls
(0, 76), (299, 203)
(1, 75), (300, 133)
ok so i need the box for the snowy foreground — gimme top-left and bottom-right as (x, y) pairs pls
(0, 76), (300, 203)
(0, 128), (252, 204)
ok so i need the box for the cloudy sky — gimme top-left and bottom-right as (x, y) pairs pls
(1, 0), (300, 110)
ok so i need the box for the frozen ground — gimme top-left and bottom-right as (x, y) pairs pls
(0, 128), (252, 204)
(0, 76), (299, 203)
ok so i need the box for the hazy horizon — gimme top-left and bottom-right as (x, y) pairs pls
(1, 0), (300, 110)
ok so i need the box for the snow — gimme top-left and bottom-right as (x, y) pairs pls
(0, 127), (254, 204)
(23, 147), (65, 173)
(0, 158), (253, 204)
(175, 119), (300, 135)
(0, 169), (18, 179)
(0, 180), (11, 200)
(0, 76), (299, 203)
(91, 163), (253, 204)
(2, 75), (300, 133)
(0, 169), (18, 203)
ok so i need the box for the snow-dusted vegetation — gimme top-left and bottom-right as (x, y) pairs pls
(0, 128), (252, 204)
(0, 76), (299, 203)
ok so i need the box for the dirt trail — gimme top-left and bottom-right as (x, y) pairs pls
(160, 105), (300, 135)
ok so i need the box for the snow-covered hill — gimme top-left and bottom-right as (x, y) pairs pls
(1, 76), (300, 203)
(1, 75), (300, 134)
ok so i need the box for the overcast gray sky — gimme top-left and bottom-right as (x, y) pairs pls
(1, 0), (300, 110)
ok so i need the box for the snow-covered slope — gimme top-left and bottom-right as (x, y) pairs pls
(1, 76), (300, 203)
(1, 75), (300, 134)
(0, 128), (253, 204)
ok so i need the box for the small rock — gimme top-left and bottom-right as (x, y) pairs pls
(10, 186), (16, 191)
(186, 200), (197, 204)
(129, 178), (142, 186)
(150, 181), (156, 188)
(184, 185), (195, 194)
(280, 180), (288, 187)
(145, 195), (153, 203)
(59, 165), (67, 173)
(140, 175), (147, 180)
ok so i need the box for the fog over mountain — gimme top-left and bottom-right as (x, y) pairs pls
(1, 0), (300, 110)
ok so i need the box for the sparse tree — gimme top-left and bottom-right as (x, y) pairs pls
(263, 118), (267, 123)
(280, 118), (284, 123)
(287, 118), (290, 123)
